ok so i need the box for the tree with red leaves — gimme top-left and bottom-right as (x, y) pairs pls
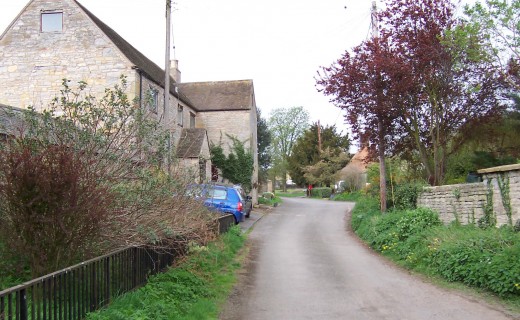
(319, 0), (503, 194)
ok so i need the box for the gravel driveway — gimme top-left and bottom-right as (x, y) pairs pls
(220, 197), (518, 320)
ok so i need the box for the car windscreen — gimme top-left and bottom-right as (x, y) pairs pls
(208, 188), (227, 200)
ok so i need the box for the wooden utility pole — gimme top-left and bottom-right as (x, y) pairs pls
(317, 120), (322, 153)
(165, 0), (172, 174)
(371, 0), (387, 212)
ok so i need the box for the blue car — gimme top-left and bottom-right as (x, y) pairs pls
(187, 184), (245, 224)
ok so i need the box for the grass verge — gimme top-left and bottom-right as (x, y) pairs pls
(258, 195), (282, 206)
(86, 226), (246, 320)
(332, 191), (363, 202)
(350, 195), (520, 314)
(275, 189), (306, 198)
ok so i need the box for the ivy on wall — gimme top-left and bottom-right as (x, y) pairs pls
(497, 173), (513, 226)
(210, 136), (253, 192)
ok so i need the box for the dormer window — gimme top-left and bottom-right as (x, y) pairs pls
(41, 11), (63, 32)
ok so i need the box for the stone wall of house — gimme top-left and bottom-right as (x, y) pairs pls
(0, 0), (136, 109)
(137, 75), (194, 145)
(417, 165), (520, 226)
(196, 110), (252, 154)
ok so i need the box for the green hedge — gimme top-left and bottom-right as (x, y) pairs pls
(352, 196), (520, 298)
(311, 187), (332, 198)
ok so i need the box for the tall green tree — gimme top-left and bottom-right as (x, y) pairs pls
(256, 108), (271, 184)
(303, 148), (350, 188)
(288, 123), (350, 186)
(268, 107), (309, 191)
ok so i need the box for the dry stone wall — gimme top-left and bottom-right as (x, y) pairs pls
(417, 183), (487, 225)
(417, 165), (520, 227)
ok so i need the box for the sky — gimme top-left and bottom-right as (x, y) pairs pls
(0, 0), (374, 140)
(0, 0), (474, 148)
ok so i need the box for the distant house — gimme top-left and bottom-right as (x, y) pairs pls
(0, 0), (258, 201)
(337, 147), (371, 191)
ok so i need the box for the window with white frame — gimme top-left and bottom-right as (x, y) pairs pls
(177, 104), (183, 126)
(148, 87), (159, 113)
(41, 11), (63, 32)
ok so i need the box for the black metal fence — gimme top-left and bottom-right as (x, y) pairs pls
(0, 214), (236, 320)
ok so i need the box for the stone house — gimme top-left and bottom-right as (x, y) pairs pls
(0, 0), (258, 201)
(178, 80), (259, 199)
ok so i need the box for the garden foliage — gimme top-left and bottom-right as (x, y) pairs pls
(0, 78), (217, 278)
(210, 136), (254, 192)
(352, 196), (520, 297)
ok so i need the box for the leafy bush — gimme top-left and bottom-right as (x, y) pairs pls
(0, 144), (112, 276)
(311, 187), (332, 198)
(0, 78), (219, 279)
(389, 182), (425, 210)
(352, 196), (520, 297)
(428, 226), (520, 296)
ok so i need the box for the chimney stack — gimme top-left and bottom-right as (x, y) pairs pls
(170, 59), (181, 83)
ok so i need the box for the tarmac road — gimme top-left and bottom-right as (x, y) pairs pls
(220, 197), (517, 320)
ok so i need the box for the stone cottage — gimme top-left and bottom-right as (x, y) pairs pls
(178, 80), (259, 199)
(0, 0), (259, 201)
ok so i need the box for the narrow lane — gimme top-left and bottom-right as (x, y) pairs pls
(221, 197), (516, 320)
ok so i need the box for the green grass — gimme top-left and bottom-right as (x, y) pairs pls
(351, 196), (520, 314)
(86, 226), (246, 320)
(332, 191), (363, 202)
(258, 195), (282, 206)
(275, 189), (306, 198)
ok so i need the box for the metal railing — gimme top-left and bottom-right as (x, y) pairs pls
(0, 214), (236, 320)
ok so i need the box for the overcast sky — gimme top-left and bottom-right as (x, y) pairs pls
(0, 0), (473, 147)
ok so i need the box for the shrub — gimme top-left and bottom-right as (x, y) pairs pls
(311, 187), (332, 198)
(0, 78), (219, 279)
(351, 196), (520, 297)
(427, 226), (520, 296)
(389, 182), (425, 210)
(0, 144), (112, 276)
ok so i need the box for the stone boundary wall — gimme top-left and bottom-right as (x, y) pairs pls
(417, 183), (487, 225)
(417, 164), (520, 227)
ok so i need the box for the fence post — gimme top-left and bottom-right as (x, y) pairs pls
(19, 289), (27, 320)
(132, 247), (138, 289)
(22, 289), (28, 320)
(104, 257), (110, 306)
